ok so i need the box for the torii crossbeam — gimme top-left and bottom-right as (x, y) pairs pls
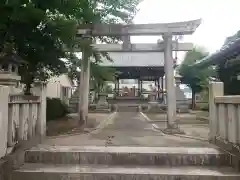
(77, 19), (201, 36)
(73, 42), (193, 52)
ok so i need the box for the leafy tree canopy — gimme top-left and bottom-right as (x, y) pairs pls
(178, 47), (212, 108)
(0, 0), (141, 94)
(217, 30), (240, 94)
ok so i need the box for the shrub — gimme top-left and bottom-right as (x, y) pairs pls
(194, 102), (209, 111)
(200, 104), (209, 111)
(46, 98), (69, 121)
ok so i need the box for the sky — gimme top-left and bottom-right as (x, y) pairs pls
(131, 0), (240, 62)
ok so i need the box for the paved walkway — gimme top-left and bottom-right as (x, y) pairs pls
(43, 112), (215, 147)
(144, 113), (209, 141)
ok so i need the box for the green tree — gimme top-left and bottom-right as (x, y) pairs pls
(67, 58), (116, 101)
(0, 0), (141, 94)
(0, 1), (78, 94)
(91, 63), (116, 93)
(178, 47), (211, 108)
(217, 30), (240, 95)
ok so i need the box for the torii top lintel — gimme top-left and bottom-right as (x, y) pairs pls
(77, 19), (201, 36)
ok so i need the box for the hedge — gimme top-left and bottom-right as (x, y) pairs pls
(46, 98), (69, 121)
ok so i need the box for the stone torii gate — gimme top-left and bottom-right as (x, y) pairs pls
(78, 19), (201, 132)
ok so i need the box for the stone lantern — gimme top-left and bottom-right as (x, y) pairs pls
(175, 73), (182, 87)
(174, 73), (189, 113)
(0, 53), (25, 87)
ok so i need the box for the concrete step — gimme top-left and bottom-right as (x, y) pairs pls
(117, 105), (139, 112)
(13, 164), (240, 180)
(25, 145), (230, 166)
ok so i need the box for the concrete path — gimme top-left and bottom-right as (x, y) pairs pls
(43, 112), (215, 147)
(143, 113), (210, 141)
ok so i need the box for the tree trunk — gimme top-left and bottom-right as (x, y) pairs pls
(191, 91), (196, 109)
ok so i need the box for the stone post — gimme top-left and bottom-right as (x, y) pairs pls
(209, 82), (224, 142)
(158, 77), (162, 102)
(37, 83), (47, 137)
(117, 78), (120, 96)
(79, 50), (91, 125)
(78, 69), (84, 123)
(157, 78), (160, 99)
(96, 93), (110, 112)
(114, 80), (117, 98)
(138, 79), (140, 97)
(84, 58), (91, 124)
(161, 77), (164, 92)
(163, 33), (182, 134)
(122, 35), (131, 50)
(122, 26), (131, 50)
(0, 86), (9, 158)
(140, 80), (143, 96)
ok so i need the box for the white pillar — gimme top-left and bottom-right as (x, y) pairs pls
(0, 86), (9, 158)
(78, 69), (84, 123)
(163, 33), (177, 129)
(79, 49), (91, 125)
(83, 57), (91, 125)
(37, 83), (47, 137)
(209, 82), (224, 142)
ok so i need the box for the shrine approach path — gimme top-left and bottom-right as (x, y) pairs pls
(43, 112), (214, 147)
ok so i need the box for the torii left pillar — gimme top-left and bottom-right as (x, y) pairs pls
(163, 33), (183, 134)
(79, 37), (91, 126)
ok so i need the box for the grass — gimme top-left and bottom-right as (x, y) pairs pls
(46, 113), (111, 137)
(46, 115), (80, 136)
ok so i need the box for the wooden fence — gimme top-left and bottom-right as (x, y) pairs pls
(0, 85), (46, 159)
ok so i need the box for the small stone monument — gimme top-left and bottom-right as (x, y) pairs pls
(97, 93), (108, 105)
(0, 52), (25, 93)
(96, 93), (110, 112)
(175, 73), (189, 113)
(148, 84), (158, 103)
(148, 84), (162, 113)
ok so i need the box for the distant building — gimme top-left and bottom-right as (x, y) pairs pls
(46, 74), (73, 105)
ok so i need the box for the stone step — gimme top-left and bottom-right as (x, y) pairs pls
(25, 145), (230, 166)
(117, 105), (139, 112)
(13, 164), (240, 180)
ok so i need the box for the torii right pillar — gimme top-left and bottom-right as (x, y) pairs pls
(163, 33), (183, 134)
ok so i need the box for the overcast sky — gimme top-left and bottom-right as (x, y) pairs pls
(131, 0), (240, 61)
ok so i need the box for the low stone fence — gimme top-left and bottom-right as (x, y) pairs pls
(0, 85), (46, 159)
(209, 82), (240, 155)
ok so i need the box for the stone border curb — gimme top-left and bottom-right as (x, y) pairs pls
(140, 112), (161, 131)
(140, 112), (208, 142)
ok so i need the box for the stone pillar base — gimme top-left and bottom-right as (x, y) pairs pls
(162, 125), (185, 135)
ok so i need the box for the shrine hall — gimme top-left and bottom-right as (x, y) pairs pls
(100, 51), (172, 101)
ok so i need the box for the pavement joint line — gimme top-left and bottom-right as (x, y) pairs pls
(140, 112), (164, 134)
(90, 112), (117, 135)
(140, 112), (209, 142)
